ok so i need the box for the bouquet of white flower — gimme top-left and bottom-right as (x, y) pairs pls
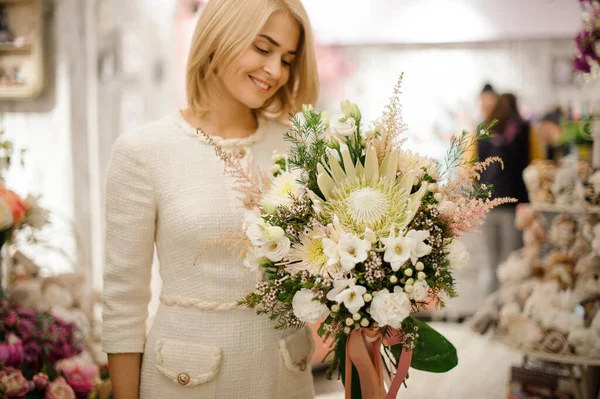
(203, 76), (513, 399)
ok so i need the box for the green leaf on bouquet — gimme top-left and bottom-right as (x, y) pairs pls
(391, 317), (458, 373)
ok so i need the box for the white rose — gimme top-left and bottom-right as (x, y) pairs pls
(261, 236), (291, 262)
(448, 239), (470, 269)
(329, 114), (357, 138)
(292, 289), (330, 323)
(370, 286), (411, 329)
(410, 280), (429, 301)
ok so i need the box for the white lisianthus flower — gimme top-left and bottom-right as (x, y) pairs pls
(329, 114), (357, 138)
(262, 236), (291, 262)
(243, 208), (263, 230)
(243, 247), (266, 272)
(246, 223), (286, 247)
(340, 100), (361, 122)
(381, 229), (411, 271)
(246, 223), (268, 246)
(292, 289), (330, 323)
(260, 170), (304, 214)
(410, 280), (429, 301)
(448, 239), (470, 269)
(338, 233), (371, 271)
(370, 286), (411, 329)
(326, 279), (367, 314)
(405, 230), (432, 265)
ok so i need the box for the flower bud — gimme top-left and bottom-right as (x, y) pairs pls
(352, 313), (361, 321)
(390, 275), (398, 284)
(346, 317), (354, 326)
(360, 318), (370, 327)
(363, 293), (372, 303)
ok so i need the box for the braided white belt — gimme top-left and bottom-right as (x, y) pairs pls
(160, 294), (240, 311)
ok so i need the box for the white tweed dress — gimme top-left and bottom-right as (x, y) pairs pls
(102, 111), (315, 399)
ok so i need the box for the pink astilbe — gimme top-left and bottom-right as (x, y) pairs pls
(440, 156), (504, 200)
(369, 74), (408, 163)
(441, 196), (516, 236)
(200, 130), (272, 209)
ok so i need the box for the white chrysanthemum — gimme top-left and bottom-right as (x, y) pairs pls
(260, 170), (305, 214)
(317, 146), (428, 236)
(397, 149), (438, 180)
(284, 228), (341, 277)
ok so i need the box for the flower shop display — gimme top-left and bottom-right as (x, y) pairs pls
(573, 0), (600, 79)
(203, 76), (513, 398)
(0, 292), (111, 399)
(523, 158), (600, 210)
(469, 204), (600, 361)
(0, 128), (50, 291)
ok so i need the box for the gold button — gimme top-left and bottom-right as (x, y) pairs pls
(177, 373), (190, 385)
(298, 359), (307, 371)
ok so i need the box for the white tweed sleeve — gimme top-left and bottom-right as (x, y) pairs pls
(102, 134), (156, 354)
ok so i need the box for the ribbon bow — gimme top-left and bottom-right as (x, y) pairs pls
(344, 328), (412, 399)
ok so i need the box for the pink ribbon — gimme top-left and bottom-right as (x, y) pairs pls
(344, 328), (412, 399)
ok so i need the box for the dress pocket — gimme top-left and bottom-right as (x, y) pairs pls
(277, 327), (316, 398)
(154, 338), (222, 397)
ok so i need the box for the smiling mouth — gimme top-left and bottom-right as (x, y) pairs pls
(249, 76), (271, 93)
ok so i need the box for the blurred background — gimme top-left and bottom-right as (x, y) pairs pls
(0, 0), (599, 398)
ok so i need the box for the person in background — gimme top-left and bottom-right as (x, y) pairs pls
(505, 92), (545, 163)
(479, 83), (498, 122)
(539, 107), (569, 162)
(477, 94), (535, 292)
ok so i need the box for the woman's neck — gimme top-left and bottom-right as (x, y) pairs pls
(182, 98), (258, 140)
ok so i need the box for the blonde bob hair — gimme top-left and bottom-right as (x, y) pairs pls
(186, 0), (319, 120)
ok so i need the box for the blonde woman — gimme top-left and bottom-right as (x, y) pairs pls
(102, 0), (319, 398)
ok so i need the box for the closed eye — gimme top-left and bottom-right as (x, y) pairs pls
(254, 45), (269, 54)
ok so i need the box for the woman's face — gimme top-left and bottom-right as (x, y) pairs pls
(219, 11), (301, 110)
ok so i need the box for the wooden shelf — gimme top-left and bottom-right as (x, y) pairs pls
(0, 0), (35, 5)
(0, 42), (31, 53)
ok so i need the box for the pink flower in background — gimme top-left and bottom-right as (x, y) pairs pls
(5, 312), (18, 328)
(44, 377), (75, 399)
(0, 367), (31, 397)
(0, 334), (24, 368)
(56, 357), (99, 399)
(33, 372), (50, 390)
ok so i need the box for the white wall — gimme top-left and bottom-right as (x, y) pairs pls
(302, 0), (581, 44)
(1, 0), (78, 277)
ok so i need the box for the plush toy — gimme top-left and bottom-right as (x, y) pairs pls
(468, 295), (501, 334)
(569, 231), (592, 260)
(552, 162), (587, 207)
(574, 254), (600, 300)
(523, 161), (556, 204)
(549, 214), (578, 249)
